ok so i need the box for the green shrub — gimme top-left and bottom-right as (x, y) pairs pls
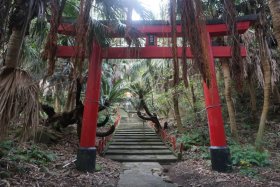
(0, 141), (56, 166)
(239, 167), (259, 178)
(11, 146), (56, 165)
(230, 145), (270, 167)
(178, 132), (208, 149)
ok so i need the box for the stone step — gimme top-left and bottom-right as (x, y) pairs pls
(116, 130), (155, 133)
(105, 154), (177, 163)
(114, 134), (160, 139)
(112, 139), (162, 142)
(120, 122), (144, 125)
(116, 130), (154, 133)
(115, 132), (157, 136)
(110, 142), (164, 145)
(113, 136), (158, 139)
(117, 128), (153, 130)
(106, 149), (172, 155)
(116, 128), (153, 131)
(115, 133), (155, 136)
(108, 145), (167, 150)
(120, 120), (142, 123)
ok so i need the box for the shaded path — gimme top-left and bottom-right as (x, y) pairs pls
(105, 113), (177, 162)
(105, 112), (178, 186)
(117, 162), (176, 187)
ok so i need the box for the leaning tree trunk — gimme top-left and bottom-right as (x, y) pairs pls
(255, 27), (272, 151)
(5, 30), (23, 68)
(268, 0), (280, 48)
(221, 59), (239, 141)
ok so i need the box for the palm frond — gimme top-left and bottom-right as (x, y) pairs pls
(0, 68), (39, 140)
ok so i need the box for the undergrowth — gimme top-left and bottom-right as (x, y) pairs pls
(178, 131), (270, 179)
(0, 140), (56, 166)
(178, 131), (209, 150)
(230, 145), (270, 167)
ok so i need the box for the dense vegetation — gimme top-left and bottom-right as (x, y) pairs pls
(0, 0), (279, 185)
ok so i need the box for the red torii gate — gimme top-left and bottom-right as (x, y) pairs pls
(56, 16), (255, 172)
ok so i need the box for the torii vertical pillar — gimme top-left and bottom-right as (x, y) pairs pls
(76, 41), (102, 172)
(203, 33), (231, 172)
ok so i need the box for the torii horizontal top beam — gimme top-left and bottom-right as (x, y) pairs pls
(56, 46), (247, 59)
(57, 15), (256, 37)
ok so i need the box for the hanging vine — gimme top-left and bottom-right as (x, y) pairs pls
(183, 0), (211, 86)
(223, 0), (243, 90)
(179, 0), (189, 88)
(73, 0), (94, 79)
(42, 0), (66, 76)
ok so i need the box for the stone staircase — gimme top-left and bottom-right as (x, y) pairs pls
(105, 116), (177, 163)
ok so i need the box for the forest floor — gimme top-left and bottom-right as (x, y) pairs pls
(166, 155), (280, 187)
(0, 126), (121, 187)
(164, 113), (280, 187)
(0, 117), (279, 186)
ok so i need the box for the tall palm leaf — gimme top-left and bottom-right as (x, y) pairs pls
(0, 68), (39, 139)
(0, 0), (45, 139)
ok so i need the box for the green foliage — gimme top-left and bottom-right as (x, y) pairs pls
(230, 145), (270, 167)
(0, 141), (56, 166)
(178, 132), (208, 149)
(153, 92), (172, 117)
(95, 164), (102, 172)
(101, 78), (128, 106)
(239, 167), (260, 179)
(0, 140), (13, 150)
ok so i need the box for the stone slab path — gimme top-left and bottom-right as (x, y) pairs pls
(117, 162), (176, 187)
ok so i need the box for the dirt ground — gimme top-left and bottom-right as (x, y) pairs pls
(166, 158), (280, 187)
(0, 126), (121, 187)
(164, 118), (280, 187)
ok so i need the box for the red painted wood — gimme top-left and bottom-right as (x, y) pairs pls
(203, 33), (227, 147)
(80, 41), (103, 147)
(56, 46), (246, 59)
(58, 21), (251, 37)
(133, 21), (251, 37)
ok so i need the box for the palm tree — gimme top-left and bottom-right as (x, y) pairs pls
(255, 15), (272, 150)
(268, 0), (280, 48)
(0, 0), (45, 139)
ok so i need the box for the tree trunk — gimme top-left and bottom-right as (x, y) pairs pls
(5, 30), (23, 68)
(248, 77), (257, 121)
(221, 59), (239, 141)
(54, 85), (61, 113)
(190, 83), (197, 113)
(170, 0), (184, 133)
(64, 81), (76, 112)
(255, 28), (272, 150)
(268, 0), (280, 48)
(173, 94), (184, 132)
